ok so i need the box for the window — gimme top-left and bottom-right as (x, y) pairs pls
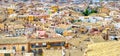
(22, 46), (25, 51)
(50, 42), (62, 46)
(42, 42), (47, 47)
(3, 47), (6, 50)
(31, 44), (34, 48)
(38, 49), (43, 54)
(13, 46), (16, 51)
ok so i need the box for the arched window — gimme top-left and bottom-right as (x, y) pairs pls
(13, 46), (16, 51)
(3, 47), (6, 50)
(22, 46), (25, 51)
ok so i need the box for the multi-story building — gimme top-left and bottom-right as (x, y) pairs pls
(0, 36), (68, 56)
(0, 37), (29, 56)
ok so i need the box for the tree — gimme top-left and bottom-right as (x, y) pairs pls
(82, 9), (90, 16)
(82, 8), (98, 16)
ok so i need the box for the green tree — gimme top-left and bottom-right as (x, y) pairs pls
(82, 8), (98, 16)
(82, 9), (90, 16)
